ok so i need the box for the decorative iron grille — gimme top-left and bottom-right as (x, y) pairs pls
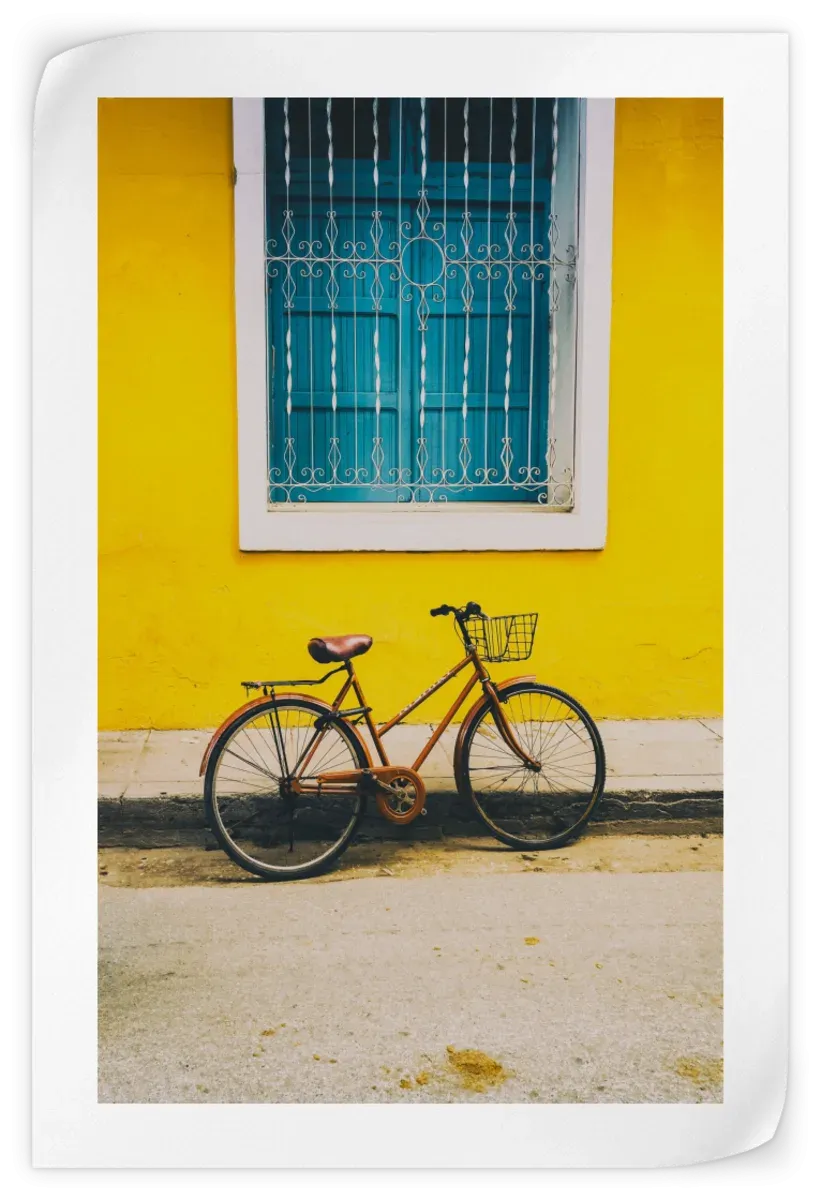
(264, 98), (580, 506)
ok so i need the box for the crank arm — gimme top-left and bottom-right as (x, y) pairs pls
(369, 777), (406, 796)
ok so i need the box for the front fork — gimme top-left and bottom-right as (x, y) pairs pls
(483, 680), (542, 771)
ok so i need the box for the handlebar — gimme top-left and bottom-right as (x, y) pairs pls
(430, 601), (486, 620)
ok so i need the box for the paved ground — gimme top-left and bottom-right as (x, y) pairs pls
(98, 836), (723, 1104)
(98, 832), (722, 887)
(98, 718), (723, 800)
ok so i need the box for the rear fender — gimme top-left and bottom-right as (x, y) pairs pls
(452, 675), (536, 777)
(199, 692), (372, 776)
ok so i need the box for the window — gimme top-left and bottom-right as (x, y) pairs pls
(234, 98), (614, 549)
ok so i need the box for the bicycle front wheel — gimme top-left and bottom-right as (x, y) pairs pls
(204, 697), (368, 881)
(457, 683), (606, 849)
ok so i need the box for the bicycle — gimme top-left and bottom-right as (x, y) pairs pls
(200, 602), (606, 881)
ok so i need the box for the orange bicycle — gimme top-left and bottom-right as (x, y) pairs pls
(201, 602), (606, 881)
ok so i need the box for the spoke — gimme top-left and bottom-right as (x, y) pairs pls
(476, 763), (528, 793)
(544, 748), (595, 768)
(537, 706), (578, 759)
(242, 720), (283, 777)
(222, 745), (280, 782)
(291, 724), (320, 774)
(251, 714), (289, 777)
(236, 722), (275, 777)
(472, 743), (518, 764)
(293, 709), (313, 766)
(540, 764), (594, 788)
(307, 729), (354, 776)
(266, 710), (289, 775)
(219, 801), (271, 830)
(216, 757), (273, 780)
(470, 764), (529, 772)
(217, 774), (276, 793)
(542, 743), (595, 767)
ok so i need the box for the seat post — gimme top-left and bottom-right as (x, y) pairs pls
(346, 658), (364, 701)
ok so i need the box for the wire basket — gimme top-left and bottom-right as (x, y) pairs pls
(462, 612), (539, 663)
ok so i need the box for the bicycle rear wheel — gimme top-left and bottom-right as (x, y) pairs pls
(457, 682), (606, 849)
(204, 697), (367, 881)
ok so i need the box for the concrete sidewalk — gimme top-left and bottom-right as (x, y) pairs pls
(99, 719), (722, 846)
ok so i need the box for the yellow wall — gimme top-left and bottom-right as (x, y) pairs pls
(98, 98), (722, 729)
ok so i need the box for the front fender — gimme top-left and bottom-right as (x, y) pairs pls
(452, 674), (536, 778)
(199, 692), (372, 776)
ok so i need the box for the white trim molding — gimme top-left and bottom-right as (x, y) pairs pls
(234, 97), (614, 551)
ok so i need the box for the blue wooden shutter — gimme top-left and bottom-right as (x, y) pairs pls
(265, 98), (577, 504)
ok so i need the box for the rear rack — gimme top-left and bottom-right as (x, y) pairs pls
(241, 665), (346, 695)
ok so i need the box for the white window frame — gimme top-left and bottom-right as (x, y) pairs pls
(234, 97), (614, 552)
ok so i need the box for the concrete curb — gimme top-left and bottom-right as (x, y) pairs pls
(98, 787), (723, 848)
(98, 719), (723, 846)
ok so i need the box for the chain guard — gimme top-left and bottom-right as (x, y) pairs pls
(315, 764), (427, 825)
(372, 766), (427, 825)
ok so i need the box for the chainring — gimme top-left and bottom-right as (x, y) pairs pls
(373, 766), (427, 825)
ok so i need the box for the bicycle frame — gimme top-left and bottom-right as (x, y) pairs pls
(290, 643), (541, 788)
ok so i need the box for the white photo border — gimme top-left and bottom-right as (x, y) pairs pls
(33, 30), (787, 1167)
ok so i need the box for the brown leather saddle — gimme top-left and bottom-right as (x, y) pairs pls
(307, 634), (373, 665)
